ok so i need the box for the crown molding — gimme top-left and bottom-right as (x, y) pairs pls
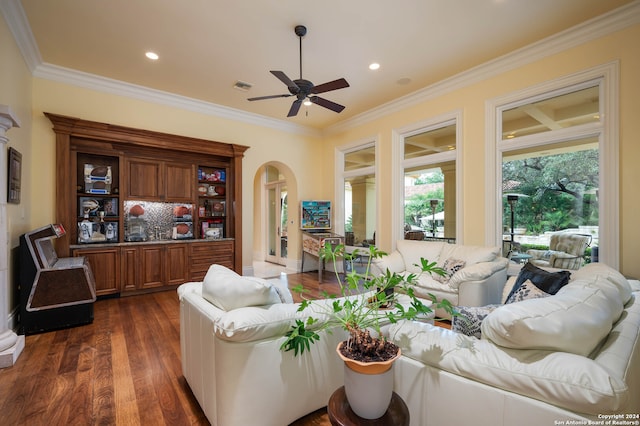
(32, 63), (320, 137)
(324, 0), (640, 136)
(0, 0), (41, 72)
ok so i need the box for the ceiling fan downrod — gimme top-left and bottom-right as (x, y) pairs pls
(295, 25), (307, 80)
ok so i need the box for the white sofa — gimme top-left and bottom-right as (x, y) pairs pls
(389, 262), (640, 425)
(179, 262), (640, 426)
(178, 266), (348, 426)
(370, 240), (509, 316)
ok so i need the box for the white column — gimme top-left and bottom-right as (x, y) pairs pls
(0, 105), (25, 368)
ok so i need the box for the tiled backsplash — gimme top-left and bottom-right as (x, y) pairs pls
(123, 200), (194, 242)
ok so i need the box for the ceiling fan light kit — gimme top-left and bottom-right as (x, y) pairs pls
(247, 25), (349, 117)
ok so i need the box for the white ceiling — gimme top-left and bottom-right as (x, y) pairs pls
(6, 0), (635, 130)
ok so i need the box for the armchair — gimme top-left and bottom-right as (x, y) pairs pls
(527, 233), (592, 270)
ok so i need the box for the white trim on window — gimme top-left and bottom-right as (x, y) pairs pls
(485, 61), (619, 268)
(334, 137), (379, 239)
(392, 110), (463, 250)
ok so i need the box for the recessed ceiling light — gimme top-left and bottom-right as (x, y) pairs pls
(145, 51), (159, 61)
(369, 63), (380, 70)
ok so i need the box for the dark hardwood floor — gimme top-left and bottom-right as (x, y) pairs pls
(0, 272), (343, 426)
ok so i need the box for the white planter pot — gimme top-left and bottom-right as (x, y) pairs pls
(336, 341), (401, 419)
(343, 362), (394, 419)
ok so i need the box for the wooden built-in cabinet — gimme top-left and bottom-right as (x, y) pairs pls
(47, 112), (248, 297)
(126, 159), (194, 202)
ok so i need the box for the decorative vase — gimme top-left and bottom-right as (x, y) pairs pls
(336, 341), (401, 419)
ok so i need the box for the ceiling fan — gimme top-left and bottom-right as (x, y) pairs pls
(248, 25), (350, 117)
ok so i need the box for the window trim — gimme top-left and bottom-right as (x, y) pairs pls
(334, 137), (379, 239)
(392, 110), (464, 249)
(485, 61), (619, 268)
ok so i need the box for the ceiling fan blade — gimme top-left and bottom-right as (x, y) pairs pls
(271, 71), (299, 90)
(287, 99), (303, 117)
(311, 78), (350, 95)
(247, 94), (292, 101)
(309, 96), (345, 113)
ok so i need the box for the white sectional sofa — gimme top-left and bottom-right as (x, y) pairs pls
(179, 262), (640, 426)
(370, 240), (509, 316)
(389, 262), (640, 425)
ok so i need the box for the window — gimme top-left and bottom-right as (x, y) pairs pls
(502, 139), (599, 262)
(340, 144), (376, 246)
(487, 63), (618, 268)
(396, 115), (460, 245)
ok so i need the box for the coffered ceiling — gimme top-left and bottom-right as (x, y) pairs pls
(3, 0), (635, 131)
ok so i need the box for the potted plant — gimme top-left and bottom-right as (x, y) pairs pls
(280, 244), (456, 419)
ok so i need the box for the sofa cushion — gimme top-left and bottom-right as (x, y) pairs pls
(396, 240), (445, 273)
(571, 262), (632, 304)
(447, 257), (508, 290)
(505, 279), (552, 304)
(505, 262), (571, 301)
(202, 264), (281, 311)
(213, 303), (307, 342)
(389, 320), (629, 415)
(482, 277), (623, 356)
(213, 295), (353, 342)
(451, 304), (500, 338)
(439, 244), (499, 266)
(373, 249), (406, 274)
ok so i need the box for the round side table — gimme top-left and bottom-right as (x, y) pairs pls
(327, 386), (410, 426)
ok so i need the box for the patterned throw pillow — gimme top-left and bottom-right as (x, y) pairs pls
(451, 305), (501, 338)
(433, 258), (466, 283)
(504, 279), (552, 304)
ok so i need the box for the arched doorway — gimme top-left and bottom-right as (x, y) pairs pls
(265, 165), (288, 265)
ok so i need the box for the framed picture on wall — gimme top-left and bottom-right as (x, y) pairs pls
(7, 147), (21, 204)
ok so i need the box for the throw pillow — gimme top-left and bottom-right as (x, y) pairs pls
(451, 304), (500, 338)
(501, 276), (518, 304)
(505, 279), (552, 304)
(504, 262), (571, 302)
(202, 264), (281, 311)
(434, 258), (466, 284)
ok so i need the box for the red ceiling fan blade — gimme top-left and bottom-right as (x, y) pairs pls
(312, 78), (349, 95)
(309, 96), (345, 113)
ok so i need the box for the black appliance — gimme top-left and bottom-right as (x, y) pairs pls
(18, 224), (96, 334)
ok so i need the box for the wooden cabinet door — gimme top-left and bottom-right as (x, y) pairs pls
(165, 163), (194, 202)
(140, 245), (164, 289)
(166, 244), (188, 286)
(126, 158), (162, 199)
(73, 248), (120, 296)
(121, 246), (139, 292)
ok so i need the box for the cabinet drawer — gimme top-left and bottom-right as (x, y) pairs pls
(190, 241), (234, 280)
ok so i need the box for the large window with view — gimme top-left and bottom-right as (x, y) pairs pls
(342, 144), (376, 247)
(402, 121), (457, 243)
(500, 84), (602, 269)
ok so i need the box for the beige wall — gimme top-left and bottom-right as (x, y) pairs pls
(0, 15), (33, 326)
(322, 24), (640, 278)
